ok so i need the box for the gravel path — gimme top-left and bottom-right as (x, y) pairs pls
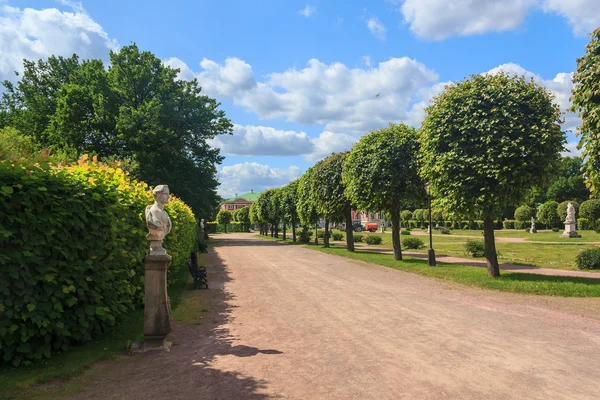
(66, 233), (600, 399)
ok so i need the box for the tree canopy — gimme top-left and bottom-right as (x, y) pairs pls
(571, 27), (600, 194)
(0, 44), (232, 219)
(419, 73), (564, 277)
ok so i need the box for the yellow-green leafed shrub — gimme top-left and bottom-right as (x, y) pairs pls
(164, 197), (198, 284)
(0, 155), (196, 366)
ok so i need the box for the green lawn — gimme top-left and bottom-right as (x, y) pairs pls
(328, 229), (599, 271)
(311, 246), (600, 297)
(0, 251), (205, 399)
(441, 229), (600, 242)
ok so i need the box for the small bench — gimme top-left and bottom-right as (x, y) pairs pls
(188, 252), (208, 289)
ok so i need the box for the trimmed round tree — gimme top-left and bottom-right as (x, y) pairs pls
(249, 202), (265, 234)
(401, 210), (413, 227)
(538, 201), (560, 228)
(308, 152), (355, 251)
(236, 206), (250, 232)
(420, 73), (564, 277)
(580, 199), (600, 229)
(216, 209), (232, 233)
(281, 180), (300, 242)
(571, 27), (600, 194)
(514, 205), (534, 223)
(557, 200), (579, 223)
(297, 168), (319, 243)
(343, 123), (423, 260)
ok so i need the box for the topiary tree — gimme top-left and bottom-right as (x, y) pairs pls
(235, 206), (251, 232)
(557, 200), (579, 223)
(537, 201), (560, 228)
(343, 123), (423, 260)
(580, 199), (600, 229)
(297, 168), (319, 244)
(514, 205), (534, 222)
(413, 209), (424, 223)
(307, 152), (355, 250)
(571, 27), (600, 195)
(216, 209), (233, 233)
(249, 201), (265, 235)
(401, 210), (413, 226)
(419, 73), (564, 277)
(281, 180), (300, 242)
(256, 189), (282, 237)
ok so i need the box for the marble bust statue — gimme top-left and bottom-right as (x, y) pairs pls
(145, 185), (172, 255)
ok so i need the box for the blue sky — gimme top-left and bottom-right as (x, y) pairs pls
(1, 0), (598, 197)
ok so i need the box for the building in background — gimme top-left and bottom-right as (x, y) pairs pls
(220, 190), (260, 211)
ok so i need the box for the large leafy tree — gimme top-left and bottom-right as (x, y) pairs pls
(0, 44), (232, 218)
(571, 27), (600, 194)
(297, 168), (319, 243)
(281, 180), (300, 242)
(308, 152), (355, 250)
(249, 202), (266, 235)
(420, 73), (564, 277)
(256, 189), (281, 237)
(343, 123), (423, 260)
(546, 157), (589, 202)
(216, 210), (233, 233)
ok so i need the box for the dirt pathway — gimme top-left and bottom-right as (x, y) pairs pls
(340, 243), (600, 279)
(65, 233), (600, 399)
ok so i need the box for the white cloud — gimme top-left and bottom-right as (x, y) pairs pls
(395, 0), (600, 40)
(486, 63), (579, 133)
(217, 162), (302, 198)
(362, 56), (372, 67)
(366, 17), (387, 40)
(542, 0), (600, 36)
(306, 131), (357, 162)
(209, 125), (314, 156)
(562, 141), (582, 157)
(299, 4), (316, 18)
(0, 2), (118, 83)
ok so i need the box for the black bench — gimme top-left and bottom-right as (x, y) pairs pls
(188, 252), (208, 289)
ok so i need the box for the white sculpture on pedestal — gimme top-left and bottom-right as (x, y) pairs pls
(145, 185), (172, 255)
(560, 202), (581, 238)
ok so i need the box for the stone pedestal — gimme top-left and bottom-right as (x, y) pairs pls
(143, 254), (173, 352)
(561, 222), (581, 238)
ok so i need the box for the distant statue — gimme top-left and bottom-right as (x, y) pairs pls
(200, 219), (205, 230)
(529, 216), (537, 234)
(145, 185), (172, 255)
(565, 202), (576, 223)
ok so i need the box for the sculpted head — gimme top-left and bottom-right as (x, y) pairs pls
(153, 185), (170, 205)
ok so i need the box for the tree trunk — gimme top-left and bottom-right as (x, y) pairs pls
(292, 219), (297, 243)
(224, 223), (227, 234)
(324, 218), (330, 248)
(283, 221), (287, 241)
(483, 216), (500, 278)
(275, 221), (279, 238)
(391, 208), (402, 261)
(270, 224), (274, 237)
(344, 206), (354, 252)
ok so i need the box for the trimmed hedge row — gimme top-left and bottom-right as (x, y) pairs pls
(0, 156), (197, 366)
(205, 221), (247, 233)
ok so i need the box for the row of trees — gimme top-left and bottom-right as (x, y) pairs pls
(0, 44), (232, 219)
(251, 71), (567, 278)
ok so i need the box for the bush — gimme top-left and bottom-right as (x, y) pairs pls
(413, 209), (424, 222)
(462, 224), (470, 230)
(365, 235), (382, 245)
(514, 205), (534, 222)
(580, 200), (600, 228)
(331, 232), (344, 241)
(440, 227), (451, 234)
(299, 229), (312, 243)
(401, 210), (413, 222)
(402, 237), (424, 249)
(502, 220), (515, 229)
(552, 227), (560, 232)
(578, 218), (592, 230)
(0, 156), (197, 366)
(464, 239), (486, 257)
(317, 230), (331, 239)
(400, 230), (411, 236)
(353, 234), (363, 242)
(576, 247), (600, 270)
(538, 200), (560, 228)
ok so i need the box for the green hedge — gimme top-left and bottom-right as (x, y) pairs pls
(578, 218), (592, 230)
(0, 156), (197, 366)
(206, 221), (247, 233)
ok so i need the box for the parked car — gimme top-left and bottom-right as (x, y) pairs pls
(352, 221), (363, 232)
(365, 222), (378, 232)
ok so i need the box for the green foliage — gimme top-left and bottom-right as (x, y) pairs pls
(216, 210), (232, 225)
(163, 197), (198, 283)
(317, 230), (330, 239)
(0, 45), (232, 218)
(578, 218), (593, 230)
(419, 73), (564, 220)
(401, 210), (413, 222)
(413, 209), (425, 222)
(402, 237), (424, 249)
(298, 227), (313, 243)
(576, 247), (600, 270)
(296, 170), (318, 226)
(514, 205), (534, 222)
(464, 239), (486, 257)
(401, 230), (411, 236)
(255, 188), (282, 228)
(552, 227), (560, 232)
(579, 200), (600, 227)
(0, 156), (196, 366)
(308, 153), (351, 222)
(353, 234), (363, 243)
(571, 27), (600, 194)
(537, 201), (560, 227)
(440, 227), (451, 234)
(365, 235), (382, 245)
(249, 202), (263, 226)
(232, 206), (250, 231)
(280, 180), (299, 226)
(331, 232), (344, 241)
(557, 200), (580, 222)
(0, 127), (37, 160)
